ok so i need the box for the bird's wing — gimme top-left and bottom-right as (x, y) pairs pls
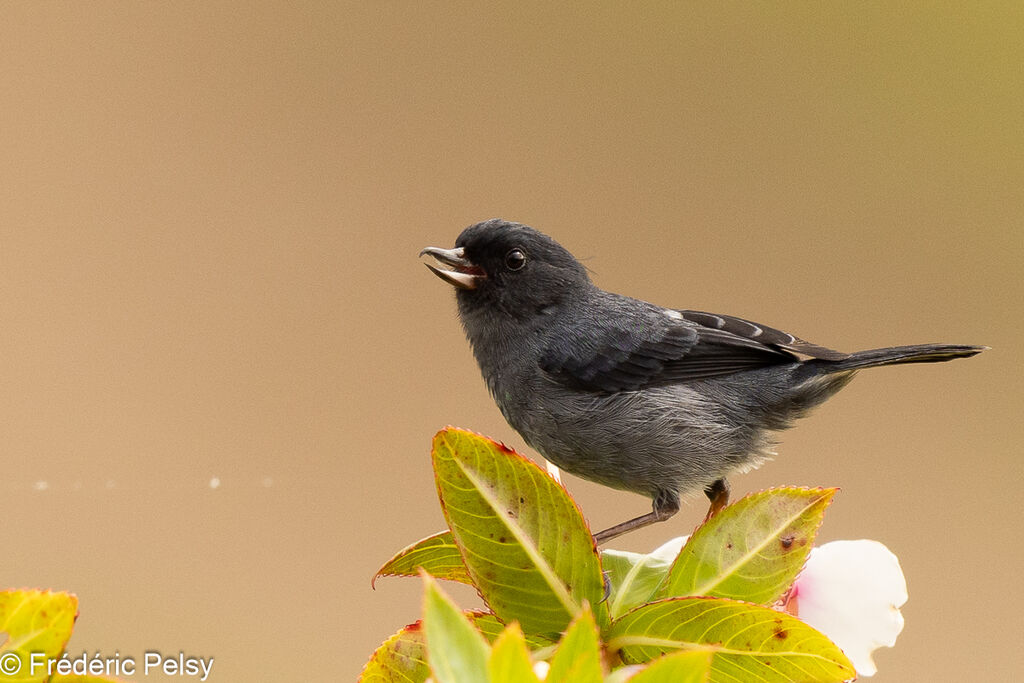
(677, 310), (850, 361)
(539, 305), (849, 393)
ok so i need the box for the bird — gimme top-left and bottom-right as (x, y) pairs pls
(420, 219), (985, 544)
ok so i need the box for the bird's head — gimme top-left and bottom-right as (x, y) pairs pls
(420, 219), (590, 322)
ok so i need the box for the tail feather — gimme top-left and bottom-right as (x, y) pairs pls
(818, 344), (987, 372)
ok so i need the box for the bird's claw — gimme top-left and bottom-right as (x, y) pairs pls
(600, 570), (612, 603)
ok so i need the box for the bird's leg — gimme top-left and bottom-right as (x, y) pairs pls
(593, 490), (680, 545)
(703, 478), (730, 522)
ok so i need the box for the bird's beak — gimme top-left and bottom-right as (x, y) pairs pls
(419, 246), (485, 290)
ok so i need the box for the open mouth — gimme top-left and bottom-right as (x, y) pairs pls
(419, 246), (485, 290)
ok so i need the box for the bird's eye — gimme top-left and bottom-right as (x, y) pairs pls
(505, 248), (527, 271)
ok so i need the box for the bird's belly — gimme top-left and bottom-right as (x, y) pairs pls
(497, 383), (768, 499)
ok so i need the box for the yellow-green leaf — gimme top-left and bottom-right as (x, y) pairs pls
(0, 590), (78, 683)
(359, 612), (554, 683)
(545, 608), (603, 683)
(359, 621), (430, 683)
(607, 597), (855, 683)
(487, 623), (541, 683)
(627, 650), (713, 683)
(661, 487), (836, 604)
(422, 575), (489, 683)
(374, 531), (470, 586)
(431, 428), (606, 636)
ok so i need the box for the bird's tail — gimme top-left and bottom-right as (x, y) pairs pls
(817, 343), (987, 372)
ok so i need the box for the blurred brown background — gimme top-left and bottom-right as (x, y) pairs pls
(1, 3), (1020, 681)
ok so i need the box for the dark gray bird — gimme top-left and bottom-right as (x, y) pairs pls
(421, 219), (985, 543)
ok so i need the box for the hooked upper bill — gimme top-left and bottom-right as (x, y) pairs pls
(419, 246), (485, 290)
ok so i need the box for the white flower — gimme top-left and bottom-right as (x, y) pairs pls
(786, 540), (908, 677)
(544, 459), (562, 484)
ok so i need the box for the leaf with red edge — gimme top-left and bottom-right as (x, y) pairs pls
(360, 611), (553, 682)
(374, 530), (470, 587)
(660, 487), (836, 605)
(431, 427), (606, 637)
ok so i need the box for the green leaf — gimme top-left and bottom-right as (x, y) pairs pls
(431, 428), (606, 636)
(374, 531), (470, 586)
(422, 574), (490, 683)
(602, 537), (686, 619)
(487, 623), (541, 683)
(606, 597), (855, 682)
(0, 590), (78, 683)
(626, 650), (713, 683)
(660, 487), (835, 604)
(545, 608), (603, 683)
